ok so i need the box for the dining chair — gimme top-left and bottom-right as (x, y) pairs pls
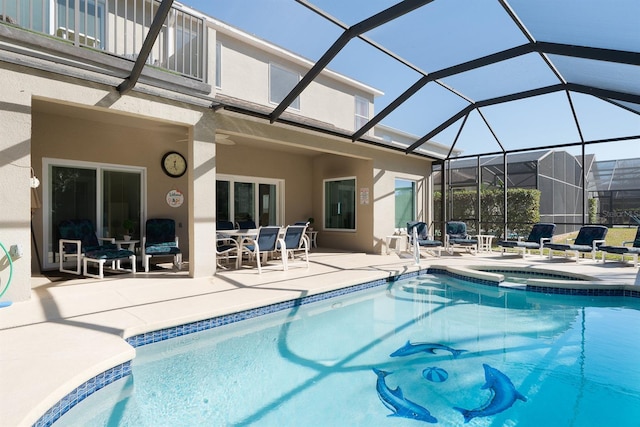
(241, 226), (283, 273)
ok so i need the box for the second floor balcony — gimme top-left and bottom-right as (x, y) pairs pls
(1, 0), (205, 81)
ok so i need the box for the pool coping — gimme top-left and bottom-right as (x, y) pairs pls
(35, 265), (640, 426)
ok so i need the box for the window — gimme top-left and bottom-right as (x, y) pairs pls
(215, 41), (222, 88)
(355, 96), (369, 131)
(269, 63), (300, 110)
(395, 179), (416, 228)
(216, 175), (283, 227)
(324, 177), (356, 230)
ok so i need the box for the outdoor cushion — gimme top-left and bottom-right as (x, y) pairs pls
(599, 227), (640, 254)
(144, 242), (181, 255)
(85, 248), (135, 260)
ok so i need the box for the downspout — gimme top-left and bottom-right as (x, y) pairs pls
(117, 0), (174, 95)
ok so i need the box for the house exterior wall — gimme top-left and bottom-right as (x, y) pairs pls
(215, 31), (376, 133)
(0, 10), (435, 304)
(0, 61), (218, 301)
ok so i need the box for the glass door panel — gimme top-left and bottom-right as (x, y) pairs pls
(49, 165), (97, 264)
(216, 180), (230, 221)
(258, 184), (277, 226)
(234, 182), (255, 225)
(102, 170), (141, 240)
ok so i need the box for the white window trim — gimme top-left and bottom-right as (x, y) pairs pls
(268, 62), (301, 111)
(354, 95), (369, 131)
(323, 176), (357, 232)
(42, 157), (147, 270)
(217, 174), (284, 225)
(215, 41), (222, 89)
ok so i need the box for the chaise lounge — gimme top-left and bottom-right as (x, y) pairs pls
(445, 221), (478, 254)
(545, 225), (608, 262)
(599, 227), (640, 267)
(407, 221), (442, 258)
(58, 219), (136, 278)
(498, 223), (556, 258)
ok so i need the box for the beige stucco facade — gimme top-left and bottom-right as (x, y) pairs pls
(0, 10), (437, 305)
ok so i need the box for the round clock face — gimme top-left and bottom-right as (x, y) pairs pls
(161, 152), (187, 177)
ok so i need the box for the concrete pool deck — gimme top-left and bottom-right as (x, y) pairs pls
(1, 250), (639, 426)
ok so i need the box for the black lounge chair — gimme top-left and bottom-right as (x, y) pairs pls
(498, 223), (556, 258)
(599, 227), (640, 267)
(407, 221), (442, 258)
(546, 225), (608, 262)
(445, 221), (478, 254)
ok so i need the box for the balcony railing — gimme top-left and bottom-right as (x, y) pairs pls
(1, 0), (205, 80)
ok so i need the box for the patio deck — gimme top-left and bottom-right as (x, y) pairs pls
(1, 249), (638, 426)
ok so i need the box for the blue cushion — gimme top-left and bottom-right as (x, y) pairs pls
(85, 249), (134, 260)
(145, 242), (181, 255)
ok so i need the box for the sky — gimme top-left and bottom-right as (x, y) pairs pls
(184, 0), (640, 162)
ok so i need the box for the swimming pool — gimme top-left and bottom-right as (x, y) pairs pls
(55, 273), (640, 426)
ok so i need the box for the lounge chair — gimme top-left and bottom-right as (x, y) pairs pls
(445, 221), (478, 254)
(241, 226), (284, 273)
(58, 219), (117, 275)
(277, 224), (310, 270)
(142, 218), (182, 272)
(58, 219), (135, 279)
(407, 221), (442, 258)
(599, 227), (640, 267)
(546, 225), (608, 262)
(498, 223), (556, 258)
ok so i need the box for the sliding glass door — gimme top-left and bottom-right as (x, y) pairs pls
(216, 175), (282, 227)
(44, 159), (144, 269)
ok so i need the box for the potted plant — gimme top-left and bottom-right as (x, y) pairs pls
(307, 217), (315, 231)
(122, 219), (135, 240)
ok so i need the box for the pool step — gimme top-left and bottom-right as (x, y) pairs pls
(498, 281), (527, 290)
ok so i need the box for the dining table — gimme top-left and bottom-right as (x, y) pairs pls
(217, 228), (260, 268)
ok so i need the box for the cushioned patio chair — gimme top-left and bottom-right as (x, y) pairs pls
(445, 221), (478, 254)
(217, 220), (235, 231)
(58, 219), (116, 275)
(142, 218), (182, 272)
(546, 225), (608, 262)
(236, 219), (257, 230)
(407, 221), (442, 258)
(498, 223), (556, 258)
(240, 226), (284, 273)
(277, 224), (310, 270)
(599, 227), (640, 267)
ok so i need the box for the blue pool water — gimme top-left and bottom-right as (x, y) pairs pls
(56, 274), (640, 426)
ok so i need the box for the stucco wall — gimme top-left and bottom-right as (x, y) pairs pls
(31, 108), (192, 267)
(216, 143), (314, 225)
(0, 62), (217, 301)
(216, 33), (374, 133)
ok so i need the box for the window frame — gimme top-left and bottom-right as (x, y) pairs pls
(269, 62), (300, 110)
(323, 176), (357, 232)
(42, 157), (147, 270)
(394, 178), (417, 229)
(354, 95), (369, 131)
(216, 174), (284, 227)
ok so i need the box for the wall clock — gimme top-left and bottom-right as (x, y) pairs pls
(161, 151), (187, 178)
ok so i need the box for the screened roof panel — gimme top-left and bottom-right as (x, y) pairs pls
(363, 0), (528, 72)
(508, 0), (640, 52)
(196, 0), (640, 162)
(549, 55), (640, 97)
(439, 53), (560, 101)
